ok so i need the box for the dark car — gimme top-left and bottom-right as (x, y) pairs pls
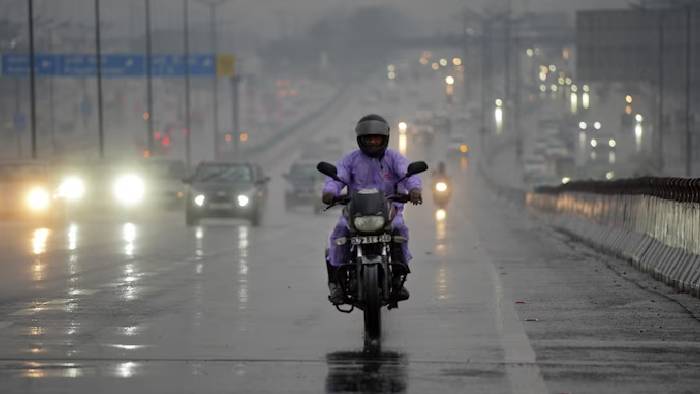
(185, 162), (269, 226)
(284, 161), (324, 214)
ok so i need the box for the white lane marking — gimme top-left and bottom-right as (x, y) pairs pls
(488, 258), (549, 394)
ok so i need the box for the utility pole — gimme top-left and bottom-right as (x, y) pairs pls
(145, 0), (155, 156)
(95, 0), (105, 158)
(28, 0), (37, 159)
(183, 0), (192, 170)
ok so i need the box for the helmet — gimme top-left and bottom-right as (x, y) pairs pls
(355, 114), (390, 158)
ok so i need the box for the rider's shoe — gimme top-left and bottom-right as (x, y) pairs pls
(328, 282), (344, 305)
(396, 286), (409, 301)
(392, 277), (410, 301)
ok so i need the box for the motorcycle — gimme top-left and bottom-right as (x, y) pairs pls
(432, 177), (452, 208)
(317, 160), (428, 347)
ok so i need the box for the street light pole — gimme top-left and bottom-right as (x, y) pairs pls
(95, 0), (105, 158)
(685, 5), (693, 177)
(503, 0), (512, 135)
(231, 75), (240, 153)
(480, 19), (490, 140)
(209, 3), (219, 160)
(184, 0), (192, 170)
(145, 0), (155, 156)
(657, 11), (665, 174)
(28, 0), (37, 159)
(47, 26), (56, 155)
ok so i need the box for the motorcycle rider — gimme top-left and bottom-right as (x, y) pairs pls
(322, 114), (423, 305)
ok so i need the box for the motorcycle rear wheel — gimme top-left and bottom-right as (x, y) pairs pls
(362, 264), (382, 345)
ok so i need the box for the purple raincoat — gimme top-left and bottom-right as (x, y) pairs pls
(323, 148), (422, 267)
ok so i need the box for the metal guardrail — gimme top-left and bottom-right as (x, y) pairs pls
(534, 177), (700, 203)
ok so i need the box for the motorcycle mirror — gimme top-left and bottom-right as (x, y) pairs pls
(406, 161), (429, 176)
(317, 162), (340, 181)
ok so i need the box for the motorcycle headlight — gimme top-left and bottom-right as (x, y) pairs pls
(27, 186), (51, 211)
(113, 174), (145, 206)
(237, 194), (250, 207)
(193, 194), (206, 207)
(57, 176), (86, 201)
(353, 215), (385, 232)
(435, 182), (448, 192)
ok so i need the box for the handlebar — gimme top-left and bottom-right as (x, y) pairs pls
(324, 193), (411, 210)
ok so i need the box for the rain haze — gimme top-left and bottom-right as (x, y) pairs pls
(1, 0), (700, 393)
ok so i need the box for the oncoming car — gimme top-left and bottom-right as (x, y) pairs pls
(284, 161), (324, 213)
(0, 161), (59, 220)
(185, 162), (269, 226)
(52, 160), (150, 218)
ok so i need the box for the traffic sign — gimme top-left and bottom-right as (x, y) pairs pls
(0, 53), (219, 77)
(216, 54), (235, 77)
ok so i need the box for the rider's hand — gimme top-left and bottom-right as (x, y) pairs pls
(322, 192), (335, 205)
(409, 188), (423, 205)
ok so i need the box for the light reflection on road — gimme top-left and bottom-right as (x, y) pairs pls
(31, 228), (50, 283)
(238, 225), (249, 310)
(115, 361), (139, 378)
(122, 223), (136, 258)
(67, 223), (78, 251)
(32, 228), (49, 256)
(434, 209), (449, 300)
(121, 223), (140, 301)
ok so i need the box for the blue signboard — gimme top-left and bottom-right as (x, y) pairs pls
(1, 53), (216, 77)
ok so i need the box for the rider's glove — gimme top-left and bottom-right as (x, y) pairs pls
(322, 192), (335, 205)
(409, 188), (423, 205)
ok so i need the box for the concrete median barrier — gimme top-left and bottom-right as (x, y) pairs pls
(527, 178), (700, 298)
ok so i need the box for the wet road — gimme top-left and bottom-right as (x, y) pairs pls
(1, 76), (700, 394)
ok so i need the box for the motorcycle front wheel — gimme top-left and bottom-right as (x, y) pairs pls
(362, 264), (382, 345)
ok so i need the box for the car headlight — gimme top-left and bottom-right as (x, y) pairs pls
(353, 215), (385, 232)
(193, 194), (206, 207)
(27, 186), (51, 211)
(435, 182), (448, 192)
(237, 194), (250, 207)
(57, 176), (85, 201)
(113, 174), (145, 206)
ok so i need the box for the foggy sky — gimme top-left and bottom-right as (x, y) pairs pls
(3, 0), (633, 43)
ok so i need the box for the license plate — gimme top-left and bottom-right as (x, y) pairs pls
(351, 234), (392, 245)
(209, 203), (233, 209)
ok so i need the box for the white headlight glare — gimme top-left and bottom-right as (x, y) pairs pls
(353, 215), (385, 232)
(58, 176), (85, 201)
(237, 194), (250, 207)
(193, 194), (206, 207)
(435, 182), (448, 192)
(113, 174), (145, 206)
(27, 187), (51, 211)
